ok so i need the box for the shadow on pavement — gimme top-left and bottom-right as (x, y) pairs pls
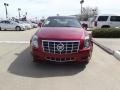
(8, 47), (86, 78)
(0, 30), (24, 31)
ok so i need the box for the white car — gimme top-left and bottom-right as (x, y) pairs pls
(0, 20), (26, 31)
(16, 21), (32, 29)
(92, 14), (120, 28)
(30, 22), (38, 28)
(19, 21), (32, 29)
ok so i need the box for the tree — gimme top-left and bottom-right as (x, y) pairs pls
(79, 7), (98, 21)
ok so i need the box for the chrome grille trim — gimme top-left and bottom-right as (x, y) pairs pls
(42, 40), (80, 54)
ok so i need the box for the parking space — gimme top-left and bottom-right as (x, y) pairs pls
(0, 28), (37, 42)
(0, 29), (120, 90)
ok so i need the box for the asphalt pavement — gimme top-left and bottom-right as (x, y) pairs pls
(94, 38), (120, 51)
(0, 28), (38, 42)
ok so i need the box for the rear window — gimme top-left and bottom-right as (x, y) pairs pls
(98, 16), (108, 21)
(110, 16), (120, 21)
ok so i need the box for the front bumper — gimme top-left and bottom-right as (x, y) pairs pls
(21, 26), (27, 30)
(31, 47), (92, 62)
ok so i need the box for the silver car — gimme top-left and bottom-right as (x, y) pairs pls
(0, 20), (26, 31)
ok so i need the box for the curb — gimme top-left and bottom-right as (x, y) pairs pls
(114, 51), (120, 60)
(92, 40), (114, 54)
(92, 39), (120, 60)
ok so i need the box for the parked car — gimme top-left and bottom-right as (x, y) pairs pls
(0, 20), (26, 31)
(30, 16), (93, 64)
(16, 21), (32, 30)
(92, 14), (120, 28)
(29, 22), (38, 28)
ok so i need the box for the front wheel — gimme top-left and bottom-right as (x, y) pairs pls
(15, 26), (21, 31)
(0, 27), (1, 31)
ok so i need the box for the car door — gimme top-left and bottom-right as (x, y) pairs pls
(5, 21), (15, 30)
(0, 21), (6, 30)
(4, 21), (11, 30)
(110, 16), (120, 28)
(9, 21), (16, 30)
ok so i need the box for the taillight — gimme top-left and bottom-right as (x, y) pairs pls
(94, 21), (97, 27)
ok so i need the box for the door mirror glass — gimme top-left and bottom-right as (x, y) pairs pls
(38, 22), (42, 27)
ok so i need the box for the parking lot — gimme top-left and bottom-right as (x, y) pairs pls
(0, 29), (120, 90)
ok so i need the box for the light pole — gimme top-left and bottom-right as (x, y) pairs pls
(25, 12), (27, 16)
(92, 9), (97, 16)
(4, 3), (9, 19)
(80, 0), (84, 15)
(18, 8), (21, 19)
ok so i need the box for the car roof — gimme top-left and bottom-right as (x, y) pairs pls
(97, 14), (119, 16)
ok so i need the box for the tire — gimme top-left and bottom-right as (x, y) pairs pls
(101, 25), (110, 28)
(0, 27), (1, 31)
(15, 26), (21, 31)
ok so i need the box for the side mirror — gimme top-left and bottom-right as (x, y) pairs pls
(82, 23), (88, 30)
(38, 22), (42, 27)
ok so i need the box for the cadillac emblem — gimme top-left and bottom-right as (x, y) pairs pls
(57, 43), (64, 52)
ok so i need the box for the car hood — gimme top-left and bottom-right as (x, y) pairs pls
(37, 27), (85, 40)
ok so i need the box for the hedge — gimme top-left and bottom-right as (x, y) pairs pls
(92, 28), (120, 38)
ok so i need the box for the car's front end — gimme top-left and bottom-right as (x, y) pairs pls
(23, 23), (32, 29)
(31, 39), (92, 63)
(19, 24), (27, 30)
(30, 16), (93, 63)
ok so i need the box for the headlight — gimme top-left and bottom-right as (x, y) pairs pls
(31, 35), (38, 48)
(84, 36), (90, 48)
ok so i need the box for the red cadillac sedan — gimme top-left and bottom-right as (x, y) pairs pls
(30, 16), (93, 64)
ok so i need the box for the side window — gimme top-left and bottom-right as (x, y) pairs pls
(98, 16), (108, 21)
(0, 21), (6, 23)
(110, 16), (120, 21)
(5, 21), (10, 24)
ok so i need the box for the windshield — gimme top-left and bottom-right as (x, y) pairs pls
(43, 17), (81, 28)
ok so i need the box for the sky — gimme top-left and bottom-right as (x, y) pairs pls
(0, 0), (120, 20)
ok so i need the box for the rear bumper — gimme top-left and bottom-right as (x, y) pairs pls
(31, 47), (92, 62)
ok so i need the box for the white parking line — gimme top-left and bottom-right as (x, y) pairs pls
(0, 41), (29, 44)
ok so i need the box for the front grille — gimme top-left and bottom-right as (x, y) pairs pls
(42, 40), (80, 54)
(47, 57), (75, 62)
